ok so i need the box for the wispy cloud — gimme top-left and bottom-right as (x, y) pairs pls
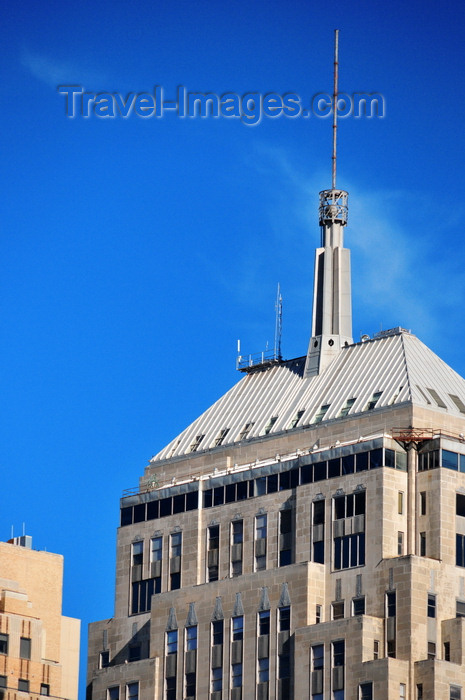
(21, 47), (106, 88)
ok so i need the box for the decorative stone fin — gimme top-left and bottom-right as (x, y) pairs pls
(233, 592), (244, 617)
(278, 582), (291, 608)
(186, 602), (198, 627)
(166, 607), (178, 631)
(258, 587), (270, 612)
(211, 597), (224, 621)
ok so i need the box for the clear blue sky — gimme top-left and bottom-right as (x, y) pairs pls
(2, 0), (465, 695)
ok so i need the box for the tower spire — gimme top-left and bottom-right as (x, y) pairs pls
(304, 30), (353, 378)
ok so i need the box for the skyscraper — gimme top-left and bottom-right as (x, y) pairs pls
(87, 37), (465, 700)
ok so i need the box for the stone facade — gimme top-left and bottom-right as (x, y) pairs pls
(87, 398), (465, 700)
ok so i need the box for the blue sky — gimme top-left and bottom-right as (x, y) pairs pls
(2, 0), (465, 695)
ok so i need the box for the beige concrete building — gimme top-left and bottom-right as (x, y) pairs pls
(87, 184), (465, 700)
(0, 536), (80, 700)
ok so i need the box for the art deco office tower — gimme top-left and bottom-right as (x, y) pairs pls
(87, 41), (465, 700)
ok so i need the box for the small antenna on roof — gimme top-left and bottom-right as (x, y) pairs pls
(274, 283), (283, 361)
(332, 29), (339, 190)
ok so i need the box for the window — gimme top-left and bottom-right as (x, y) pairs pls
(185, 673), (196, 698)
(365, 391), (382, 411)
(353, 597), (365, 616)
(170, 532), (182, 557)
(132, 541), (143, 567)
(100, 650), (110, 668)
(151, 536), (162, 561)
(18, 680), (29, 693)
(131, 578), (157, 614)
(239, 422), (254, 440)
(20, 637), (31, 660)
(428, 641), (436, 659)
(40, 685), (50, 697)
(255, 514), (267, 571)
(0, 634), (8, 655)
(279, 509), (292, 566)
(457, 600), (465, 617)
(0, 677), (6, 689)
(400, 684), (406, 699)
(128, 644), (141, 662)
(450, 686), (462, 700)
(311, 644), (324, 700)
(186, 626), (197, 651)
(258, 656), (269, 683)
(166, 630), (178, 655)
(339, 398), (356, 417)
(214, 428), (229, 446)
(278, 653), (291, 679)
(398, 491), (404, 514)
(417, 684), (423, 700)
(313, 499), (325, 564)
(231, 520), (243, 544)
(457, 493), (465, 517)
(258, 610), (270, 636)
(263, 416), (278, 435)
(398, 531), (404, 555)
(359, 683), (373, 700)
(373, 640), (379, 659)
(443, 449), (459, 469)
(212, 620), (223, 645)
(444, 641), (451, 661)
(457, 534), (465, 567)
(332, 640), (345, 666)
(420, 491), (427, 515)
(108, 687), (119, 700)
(190, 434), (205, 452)
(312, 404), (330, 424)
(208, 525), (219, 582)
(427, 594), (436, 618)
(231, 662), (242, 688)
(332, 601), (344, 620)
(232, 616), (243, 641)
(126, 683), (138, 700)
(386, 591), (396, 617)
(165, 677), (176, 700)
(279, 606), (290, 632)
(420, 532), (426, 556)
(334, 533), (365, 569)
(316, 604), (322, 623)
(289, 409), (305, 429)
(211, 667), (222, 693)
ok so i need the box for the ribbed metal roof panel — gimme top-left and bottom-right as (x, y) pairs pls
(152, 331), (465, 461)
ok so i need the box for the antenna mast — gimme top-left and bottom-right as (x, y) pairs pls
(332, 29), (339, 190)
(274, 283), (283, 361)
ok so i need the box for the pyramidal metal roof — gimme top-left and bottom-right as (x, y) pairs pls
(152, 328), (465, 462)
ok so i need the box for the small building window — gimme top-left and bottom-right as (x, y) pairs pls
(398, 491), (404, 514)
(316, 604), (322, 624)
(166, 630), (178, 655)
(359, 683), (373, 700)
(444, 641), (451, 661)
(420, 532), (426, 556)
(100, 650), (110, 668)
(128, 644), (141, 662)
(19, 638), (31, 660)
(132, 541), (143, 567)
(353, 597), (365, 616)
(126, 682), (139, 700)
(40, 685), (50, 697)
(262, 416), (278, 435)
(312, 404), (330, 424)
(428, 641), (436, 659)
(373, 640), (379, 660)
(214, 428), (229, 447)
(232, 616), (243, 642)
(339, 397), (356, 417)
(364, 391), (382, 411)
(239, 422), (254, 440)
(456, 600), (465, 617)
(417, 684), (423, 700)
(457, 493), (465, 517)
(420, 491), (427, 515)
(258, 610), (270, 636)
(400, 684), (406, 699)
(450, 685), (462, 700)
(0, 634), (8, 655)
(186, 626), (197, 651)
(258, 657), (269, 683)
(427, 594), (436, 618)
(211, 667), (222, 693)
(278, 606), (290, 632)
(190, 434), (205, 452)
(212, 620), (223, 645)
(18, 680), (29, 693)
(231, 662), (242, 688)
(332, 601), (344, 620)
(107, 687), (119, 700)
(0, 677), (6, 689)
(398, 531), (404, 556)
